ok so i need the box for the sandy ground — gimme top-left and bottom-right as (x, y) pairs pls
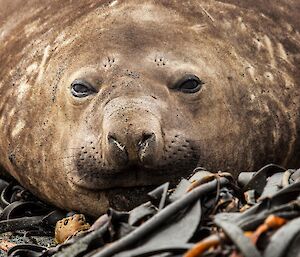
(0, 231), (55, 256)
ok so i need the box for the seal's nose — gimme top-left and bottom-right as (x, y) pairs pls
(102, 96), (163, 170)
(106, 130), (158, 167)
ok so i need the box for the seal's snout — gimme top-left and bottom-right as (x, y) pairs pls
(106, 129), (159, 168)
(102, 97), (163, 171)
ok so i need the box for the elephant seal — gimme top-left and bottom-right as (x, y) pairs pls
(0, 0), (299, 216)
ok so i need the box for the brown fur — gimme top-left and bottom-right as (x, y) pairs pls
(0, 0), (299, 216)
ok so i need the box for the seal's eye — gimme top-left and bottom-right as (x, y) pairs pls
(176, 75), (204, 93)
(71, 80), (96, 98)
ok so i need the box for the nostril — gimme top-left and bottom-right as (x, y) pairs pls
(143, 133), (154, 142)
(139, 132), (155, 147)
(138, 132), (156, 164)
(107, 133), (128, 166)
(107, 134), (126, 151)
(107, 134), (116, 143)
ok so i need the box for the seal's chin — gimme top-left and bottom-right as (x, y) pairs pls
(67, 166), (173, 211)
(104, 186), (157, 211)
(67, 165), (181, 191)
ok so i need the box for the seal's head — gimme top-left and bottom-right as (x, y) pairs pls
(54, 4), (211, 213)
(2, 1), (299, 215)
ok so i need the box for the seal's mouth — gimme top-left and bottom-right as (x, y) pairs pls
(68, 165), (179, 211)
(68, 165), (185, 191)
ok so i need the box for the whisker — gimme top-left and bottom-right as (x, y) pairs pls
(51, 155), (78, 161)
(63, 162), (76, 167)
(63, 147), (83, 150)
(79, 173), (90, 182)
(65, 168), (78, 175)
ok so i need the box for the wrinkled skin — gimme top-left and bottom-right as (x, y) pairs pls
(0, 0), (299, 216)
